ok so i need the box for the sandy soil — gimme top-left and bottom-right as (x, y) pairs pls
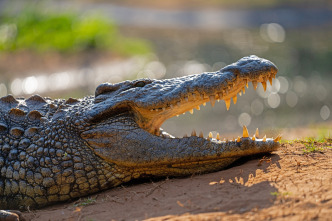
(21, 127), (332, 221)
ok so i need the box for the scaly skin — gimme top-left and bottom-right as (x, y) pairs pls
(0, 55), (279, 220)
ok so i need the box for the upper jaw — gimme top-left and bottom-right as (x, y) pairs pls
(135, 58), (277, 136)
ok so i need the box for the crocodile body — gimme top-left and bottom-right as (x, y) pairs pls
(0, 56), (279, 218)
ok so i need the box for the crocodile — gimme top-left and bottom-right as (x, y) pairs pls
(0, 55), (280, 220)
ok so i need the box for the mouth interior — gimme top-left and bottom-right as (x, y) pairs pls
(136, 72), (281, 143)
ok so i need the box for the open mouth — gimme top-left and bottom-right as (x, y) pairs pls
(136, 68), (281, 143)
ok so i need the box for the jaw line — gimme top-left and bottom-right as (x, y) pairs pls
(133, 71), (276, 138)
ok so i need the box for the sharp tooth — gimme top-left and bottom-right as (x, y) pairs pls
(208, 132), (213, 139)
(255, 128), (259, 138)
(185, 97), (189, 102)
(242, 87), (245, 94)
(195, 105), (200, 110)
(243, 125), (249, 138)
(233, 95), (237, 104)
(170, 104), (174, 109)
(177, 101), (181, 107)
(199, 131), (204, 138)
(216, 133), (220, 140)
(274, 134), (282, 142)
(262, 135), (266, 142)
(239, 91), (242, 96)
(237, 136), (241, 142)
(225, 99), (231, 110)
(252, 81), (258, 90)
(189, 109), (194, 114)
(176, 115), (179, 117)
(203, 102), (206, 106)
(191, 130), (196, 136)
(209, 95), (216, 107)
(252, 135), (256, 141)
(244, 79), (248, 88)
(269, 77), (273, 85)
(261, 81), (267, 91)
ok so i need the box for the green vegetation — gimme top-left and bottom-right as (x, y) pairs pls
(0, 7), (151, 55)
(270, 191), (292, 197)
(283, 135), (332, 153)
(74, 197), (96, 207)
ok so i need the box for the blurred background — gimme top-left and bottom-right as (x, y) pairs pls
(0, 0), (331, 138)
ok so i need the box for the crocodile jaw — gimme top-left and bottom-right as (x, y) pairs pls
(133, 56), (278, 137)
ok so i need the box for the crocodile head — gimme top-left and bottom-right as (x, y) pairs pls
(82, 55), (280, 176)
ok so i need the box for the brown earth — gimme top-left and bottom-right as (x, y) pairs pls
(22, 127), (332, 221)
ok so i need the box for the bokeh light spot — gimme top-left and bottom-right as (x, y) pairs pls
(278, 76), (289, 94)
(10, 78), (23, 95)
(238, 112), (251, 127)
(260, 23), (286, 43)
(320, 105), (330, 120)
(251, 99), (264, 116)
(23, 76), (38, 94)
(267, 94), (280, 108)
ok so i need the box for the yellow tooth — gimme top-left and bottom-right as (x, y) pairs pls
(199, 131), (204, 138)
(233, 95), (237, 104)
(261, 81), (267, 91)
(237, 136), (241, 142)
(195, 105), (200, 110)
(255, 128), (259, 138)
(223, 138), (226, 142)
(262, 135), (266, 142)
(274, 134), (282, 142)
(239, 91), (242, 96)
(209, 95), (216, 107)
(203, 102), (206, 106)
(252, 81), (258, 90)
(176, 115), (179, 117)
(191, 130), (196, 136)
(242, 87), (245, 94)
(269, 77), (273, 85)
(225, 99), (231, 110)
(189, 109), (194, 114)
(244, 79), (249, 88)
(208, 132), (213, 139)
(252, 135), (256, 141)
(243, 125), (249, 138)
(216, 133), (220, 140)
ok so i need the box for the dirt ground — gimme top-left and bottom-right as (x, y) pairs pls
(22, 126), (332, 221)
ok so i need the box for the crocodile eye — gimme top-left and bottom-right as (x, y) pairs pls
(134, 81), (146, 87)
